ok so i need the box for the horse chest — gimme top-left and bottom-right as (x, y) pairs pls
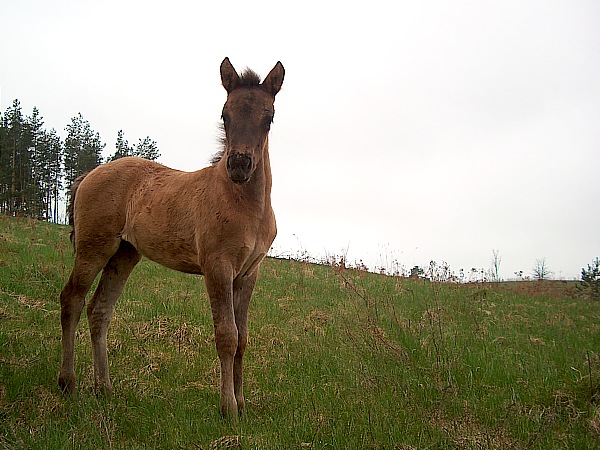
(216, 212), (275, 278)
(237, 245), (266, 279)
(242, 220), (276, 278)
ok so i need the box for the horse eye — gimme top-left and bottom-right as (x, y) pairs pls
(263, 115), (274, 129)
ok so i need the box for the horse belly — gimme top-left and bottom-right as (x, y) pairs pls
(145, 247), (204, 275)
(122, 216), (204, 275)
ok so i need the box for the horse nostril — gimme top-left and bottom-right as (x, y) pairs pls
(227, 152), (252, 171)
(242, 155), (252, 170)
(226, 153), (235, 169)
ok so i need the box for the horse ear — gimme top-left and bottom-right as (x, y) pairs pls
(220, 57), (239, 93)
(262, 62), (285, 97)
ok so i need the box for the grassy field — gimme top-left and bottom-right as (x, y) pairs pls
(1, 216), (599, 449)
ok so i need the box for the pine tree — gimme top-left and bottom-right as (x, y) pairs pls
(0, 100), (29, 215)
(108, 129), (133, 161)
(0, 109), (7, 213)
(26, 107), (46, 218)
(133, 136), (160, 161)
(578, 257), (600, 301)
(108, 131), (160, 162)
(63, 113), (104, 188)
(37, 128), (63, 222)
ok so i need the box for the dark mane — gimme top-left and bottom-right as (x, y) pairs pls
(211, 123), (226, 165)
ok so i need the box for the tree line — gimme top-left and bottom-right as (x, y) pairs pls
(0, 99), (160, 223)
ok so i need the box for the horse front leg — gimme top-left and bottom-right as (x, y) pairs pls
(232, 271), (258, 414)
(205, 269), (238, 420)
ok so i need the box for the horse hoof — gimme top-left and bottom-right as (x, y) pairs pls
(58, 375), (76, 394)
(220, 402), (239, 422)
(94, 383), (113, 397)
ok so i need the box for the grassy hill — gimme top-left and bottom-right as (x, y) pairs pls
(0, 216), (598, 449)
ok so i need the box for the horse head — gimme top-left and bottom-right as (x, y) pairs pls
(220, 57), (284, 184)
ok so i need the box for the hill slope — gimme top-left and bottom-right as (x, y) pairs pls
(1, 216), (599, 448)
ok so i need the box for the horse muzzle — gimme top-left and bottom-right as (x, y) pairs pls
(226, 152), (253, 184)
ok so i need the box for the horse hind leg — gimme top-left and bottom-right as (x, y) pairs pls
(59, 252), (109, 393)
(87, 241), (141, 393)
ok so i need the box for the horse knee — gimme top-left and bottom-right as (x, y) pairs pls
(215, 324), (238, 357)
(60, 289), (84, 327)
(87, 304), (113, 338)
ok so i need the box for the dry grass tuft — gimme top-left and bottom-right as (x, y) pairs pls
(432, 411), (519, 449)
(210, 435), (241, 449)
(17, 295), (46, 310)
(590, 405), (600, 436)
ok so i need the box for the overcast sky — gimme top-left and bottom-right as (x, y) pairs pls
(2, 0), (599, 279)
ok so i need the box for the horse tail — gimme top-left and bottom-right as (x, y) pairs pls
(67, 173), (89, 248)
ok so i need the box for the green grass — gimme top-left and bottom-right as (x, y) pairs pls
(1, 215), (599, 449)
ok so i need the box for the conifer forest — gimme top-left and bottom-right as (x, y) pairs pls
(0, 99), (160, 222)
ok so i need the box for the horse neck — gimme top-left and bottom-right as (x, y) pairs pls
(260, 137), (273, 200)
(251, 138), (272, 209)
(218, 137), (272, 210)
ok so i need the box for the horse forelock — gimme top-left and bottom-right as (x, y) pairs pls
(238, 69), (261, 87)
